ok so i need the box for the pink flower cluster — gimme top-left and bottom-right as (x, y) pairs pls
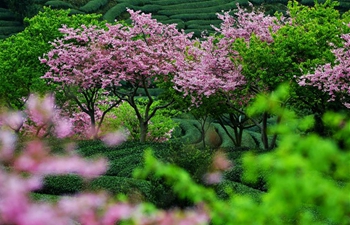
(0, 95), (209, 224)
(173, 4), (286, 104)
(299, 27), (350, 108)
(41, 9), (193, 94)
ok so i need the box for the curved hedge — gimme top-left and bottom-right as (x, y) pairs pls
(162, 19), (185, 29)
(0, 11), (16, 20)
(215, 180), (263, 202)
(151, 0), (216, 7)
(159, 2), (238, 16)
(186, 19), (222, 26)
(0, 20), (22, 26)
(89, 176), (154, 202)
(133, 4), (163, 13)
(105, 154), (144, 176)
(103, 3), (129, 23)
(170, 13), (218, 21)
(160, 0), (232, 10)
(44, 0), (74, 9)
(38, 174), (84, 195)
(79, 0), (108, 13)
(173, 119), (202, 144)
(0, 26), (24, 35)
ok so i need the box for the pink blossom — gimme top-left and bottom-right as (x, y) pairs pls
(101, 129), (129, 146)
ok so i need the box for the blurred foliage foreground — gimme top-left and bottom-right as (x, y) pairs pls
(131, 84), (350, 224)
(12, 84), (350, 224)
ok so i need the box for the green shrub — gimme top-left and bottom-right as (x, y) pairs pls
(170, 13), (218, 21)
(44, 0), (75, 9)
(79, 0), (108, 13)
(159, 2), (237, 16)
(38, 174), (84, 195)
(161, 19), (185, 29)
(215, 180), (263, 202)
(133, 4), (162, 13)
(150, 0), (207, 6)
(186, 19), (221, 26)
(0, 11), (16, 20)
(89, 176), (154, 203)
(100, 100), (179, 142)
(105, 154), (144, 176)
(67, 9), (85, 15)
(103, 3), (129, 22)
(151, 15), (169, 21)
(173, 119), (202, 144)
(160, 0), (231, 10)
(0, 26), (24, 35)
(0, 20), (22, 26)
(34, 0), (49, 3)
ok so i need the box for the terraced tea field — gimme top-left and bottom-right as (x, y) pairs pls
(1, 0), (350, 39)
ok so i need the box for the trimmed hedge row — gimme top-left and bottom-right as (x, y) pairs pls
(0, 26), (24, 35)
(146, 0), (210, 6)
(162, 19), (185, 29)
(151, 15), (169, 20)
(215, 180), (263, 202)
(133, 4), (163, 13)
(0, 20), (22, 26)
(0, 12), (16, 20)
(160, 0), (233, 11)
(173, 119), (202, 144)
(45, 0), (74, 9)
(38, 174), (84, 195)
(185, 19), (222, 26)
(170, 13), (218, 21)
(158, 2), (238, 16)
(105, 154), (144, 176)
(103, 3), (129, 22)
(89, 176), (154, 202)
(79, 0), (108, 13)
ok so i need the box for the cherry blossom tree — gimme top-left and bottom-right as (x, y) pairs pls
(299, 29), (350, 109)
(42, 9), (193, 142)
(173, 4), (286, 149)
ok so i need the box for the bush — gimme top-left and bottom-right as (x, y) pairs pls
(38, 174), (84, 195)
(79, 0), (108, 13)
(150, 0), (206, 6)
(89, 176), (154, 203)
(173, 119), (202, 144)
(0, 11), (16, 20)
(100, 100), (179, 142)
(159, 2), (237, 16)
(44, 0), (75, 9)
(0, 20), (22, 26)
(0, 26), (24, 35)
(170, 13), (218, 21)
(103, 3), (129, 22)
(105, 154), (144, 176)
(215, 180), (263, 202)
(133, 4), (162, 13)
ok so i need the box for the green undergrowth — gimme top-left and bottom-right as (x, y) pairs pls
(34, 139), (263, 208)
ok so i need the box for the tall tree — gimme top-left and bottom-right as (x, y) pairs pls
(173, 4), (285, 149)
(299, 28), (350, 109)
(0, 7), (103, 109)
(42, 9), (193, 142)
(234, 0), (350, 136)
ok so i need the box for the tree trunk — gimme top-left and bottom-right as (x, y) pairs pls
(139, 121), (148, 143)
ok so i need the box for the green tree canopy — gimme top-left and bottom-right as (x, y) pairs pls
(0, 7), (104, 109)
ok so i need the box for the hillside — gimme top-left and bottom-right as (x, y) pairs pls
(1, 0), (350, 39)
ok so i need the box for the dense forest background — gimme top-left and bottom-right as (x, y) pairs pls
(1, 0), (350, 39)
